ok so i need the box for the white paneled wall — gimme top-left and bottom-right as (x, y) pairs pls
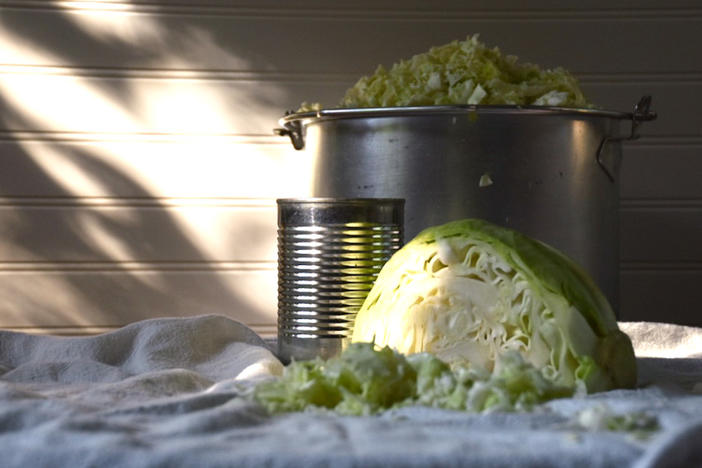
(0, 0), (700, 335)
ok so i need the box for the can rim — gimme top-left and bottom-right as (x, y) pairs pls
(277, 197), (405, 205)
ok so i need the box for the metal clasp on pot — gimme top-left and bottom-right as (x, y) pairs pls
(596, 95), (657, 182)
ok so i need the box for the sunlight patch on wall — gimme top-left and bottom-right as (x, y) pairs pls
(0, 5), (305, 328)
(0, 73), (140, 134)
(172, 204), (278, 263)
(9, 137), (311, 199)
(67, 5), (166, 44)
(0, 15), (288, 133)
(136, 83), (239, 135)
(0, 17), (311, 198)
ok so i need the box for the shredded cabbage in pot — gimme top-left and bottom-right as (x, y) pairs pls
(300, 34), (592, 111)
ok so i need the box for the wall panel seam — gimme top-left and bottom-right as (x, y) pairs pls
(0, 133), (699, 144)
(628, 137), (702, 147)
(0, 261), (277, 272)
(2, 3), (702, 20)
(4, 324), (278, 336)
(1, 198), (702, 207)
(2, 66), (701, 83)
(0, 261), (698, 270)
(0, 131), (289, 142)
(621, 263), (702, 272)
(0, 65), (357, 82)
(0, 197), (278, 207)
(620, 200), (702, 209)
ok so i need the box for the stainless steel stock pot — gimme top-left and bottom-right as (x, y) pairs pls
(276, 97), (656, 313)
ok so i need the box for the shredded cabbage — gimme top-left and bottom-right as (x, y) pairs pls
(253, 342), (573, 416)
(301, 34), (591, 111)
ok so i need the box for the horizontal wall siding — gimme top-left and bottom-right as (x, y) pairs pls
(1, 6), (700, 75)
(0, 0), (700, 334)
(0, 138), (310, 198)
(0, 71), (699, 136)
(0, 139), (697, 199)
(620, 270), (702, 325)
(621, 205), (702, 262)
(0, 203), (277, 262)
(3, 202), (702, 265)
(620, 143), (702, 199)
(0, 268), (277, 328)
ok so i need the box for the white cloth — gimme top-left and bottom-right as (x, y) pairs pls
(0, 315), (701, 468)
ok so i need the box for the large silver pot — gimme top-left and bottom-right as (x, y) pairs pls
(276, 97), (656, 313)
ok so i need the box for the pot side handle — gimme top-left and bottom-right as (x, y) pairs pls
(274, 114), (305, 150)
(596, 95), (657, 182)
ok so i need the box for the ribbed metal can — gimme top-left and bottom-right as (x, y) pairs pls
(277, 198), (404, 363)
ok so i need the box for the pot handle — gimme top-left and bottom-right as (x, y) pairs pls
(274, 112), (305, 150)
(596, 95), (657, 182)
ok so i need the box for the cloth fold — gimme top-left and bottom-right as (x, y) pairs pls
(0, 316), (701, 467)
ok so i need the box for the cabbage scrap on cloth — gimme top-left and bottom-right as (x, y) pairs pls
(254, 342), (573, 416)
(351, 219), (636, 394)
(301, 34), (591, 111)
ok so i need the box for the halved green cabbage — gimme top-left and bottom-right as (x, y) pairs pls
(350, 219), (636, 393)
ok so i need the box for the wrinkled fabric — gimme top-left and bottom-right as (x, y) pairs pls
(0, 315), (700, 468)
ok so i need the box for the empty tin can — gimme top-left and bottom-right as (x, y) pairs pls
(277, 198), (404, 362)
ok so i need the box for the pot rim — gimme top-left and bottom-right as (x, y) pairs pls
(280, 104), (656, 126)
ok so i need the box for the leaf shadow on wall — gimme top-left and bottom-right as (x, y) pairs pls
(0, 8), (289, 331)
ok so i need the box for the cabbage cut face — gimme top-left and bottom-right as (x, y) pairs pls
(350, 219), (636, 393)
